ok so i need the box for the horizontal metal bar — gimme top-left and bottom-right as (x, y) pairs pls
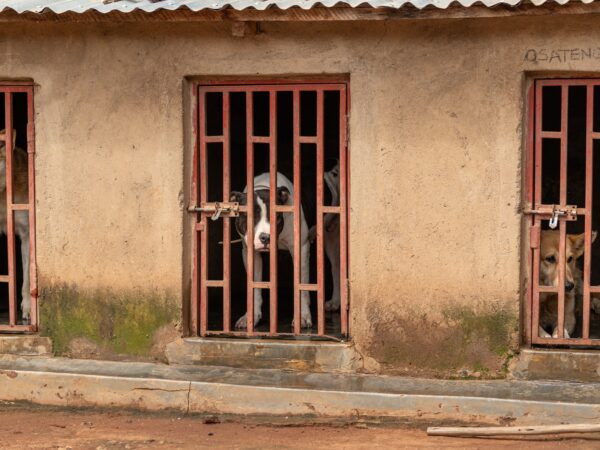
(274, 205), (294, 213)
(591, 132), (600, 140)
(322, 206), (341, 214)
(252, 281), (271, 289)
(202, 330), (344, 341)
(298, 136), (317, 144)
(250, 136), (272, 144)
(590, 286), (600, 293)
(205, 280), (224, 287)
(0, 275), (9, 283)
(298, 283), (318, 292)
(203, 136), (224, 143)
(533, 337), (600, 345)
(0, 325), (36, 332)
(539, 131), (562, 139)
(537, 79), (600, 87)
(9, 204), (29, 211)
(538, 286), (559, 293)
(198, 83), (347, 94)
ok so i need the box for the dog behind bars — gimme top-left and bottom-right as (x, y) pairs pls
(0, 129), (30, 322)
(539, 229), (596, 338)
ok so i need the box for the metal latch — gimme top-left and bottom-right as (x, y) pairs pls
(523, 204), (578, 229)
(188, 202), (239, 221)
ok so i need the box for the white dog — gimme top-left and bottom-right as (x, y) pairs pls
(230, 172), (312, 329)
(0, 130), (30, 322)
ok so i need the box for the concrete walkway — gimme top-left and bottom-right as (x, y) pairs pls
(0, 355), (599, 426)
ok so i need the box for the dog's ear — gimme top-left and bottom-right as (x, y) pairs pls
(230, 191), (246, 204)
(0, 129), (16, 150)
(570, 233), (587, 258)
(277, 186), (290, 205)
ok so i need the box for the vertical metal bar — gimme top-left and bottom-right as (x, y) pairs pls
(524, 83), (535, 347)
(222, 92), (231, 332)
(316, 90), (325, 335)
(583, 84), (594, 339)
(269, 91), (278, 335)
(246, 91), (255, 334)
(199, 89), (209, 336)
(339, 86), (349, 337)
(191, 86), (200, 336)
(4, 93), (16, 326)
(557, 85), (569, 339)
(26, 87), (37, 330)
(532, 81), (543, 339)
(293, 90), (301, 335)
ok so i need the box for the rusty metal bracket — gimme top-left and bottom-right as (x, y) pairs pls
(188, 202), (239, 220)
(523, 204), (578, 228)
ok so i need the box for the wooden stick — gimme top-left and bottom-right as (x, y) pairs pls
(427, 424), (600, 437)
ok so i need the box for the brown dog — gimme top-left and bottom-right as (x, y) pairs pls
(539, 230), (597, 338)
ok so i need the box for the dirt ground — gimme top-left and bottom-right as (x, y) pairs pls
(1, 404), (600, 450)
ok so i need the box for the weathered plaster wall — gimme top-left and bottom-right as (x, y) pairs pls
(0, 16), (595, 372)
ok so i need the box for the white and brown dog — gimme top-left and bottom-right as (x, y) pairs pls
(231, 172), (312, 329)
(0, 130), (30, 322)
(539, 230), (596, 338)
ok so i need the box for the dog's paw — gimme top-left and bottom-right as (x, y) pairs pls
(551, 328), (570, 339)
(325, 298), (340, 312)
(539, 326), (551, 338)
(235, 313), (261, 329)
(291, 314), (313, 329)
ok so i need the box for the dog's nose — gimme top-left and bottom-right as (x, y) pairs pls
(566, 281), (575, 292)
(259, 233), (270, 245)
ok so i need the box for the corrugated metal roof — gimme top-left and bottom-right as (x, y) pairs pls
(0, 0), (595, 14)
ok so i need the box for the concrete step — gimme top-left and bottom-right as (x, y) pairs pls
(1, 355), (600, 425)
(166, 337), (363, 372)
(0, 335), (52, 356)
(511, 348), (600, 382)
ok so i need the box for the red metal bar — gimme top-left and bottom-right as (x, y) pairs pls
(246, 91), (255, 334)
(556, 85), (569, 339)
(205, 280), (225, 287)
(524, 83), (535, 347)
(199, 89), (209, 335)
(316, 90), (325, 335)
(196, 83), (346, 93)
(583, 85), (594, 339)
(293, 90), (301, 334)
(202, 330), (344, 341)
(4, 93), (16, 327)
(222, 92), (231, 332)
(268, 91), (278, 335)
(26, 87), (37, 330)
(339, 86), (349, 336)
(191, 86), (200, 336)
(298, 283), (318, 291)
(532, 81), (543, 339)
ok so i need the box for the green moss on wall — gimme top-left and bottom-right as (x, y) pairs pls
(39, 283), (179, 357)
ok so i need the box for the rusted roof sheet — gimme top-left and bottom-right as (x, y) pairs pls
(0, 0), (594, 14)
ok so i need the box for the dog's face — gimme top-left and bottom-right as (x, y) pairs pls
(324, 162), (340, 207)
(540, 230), (597, 290)
(230, 187), (290, 251)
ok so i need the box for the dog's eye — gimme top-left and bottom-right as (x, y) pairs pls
(567, 256), (573, 263)
(545, 255), (556, 263)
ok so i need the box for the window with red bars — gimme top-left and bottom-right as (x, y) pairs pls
(527, 79), (600, 346)
(191, 81), (349, 339)
(0, 84), (37, 332)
